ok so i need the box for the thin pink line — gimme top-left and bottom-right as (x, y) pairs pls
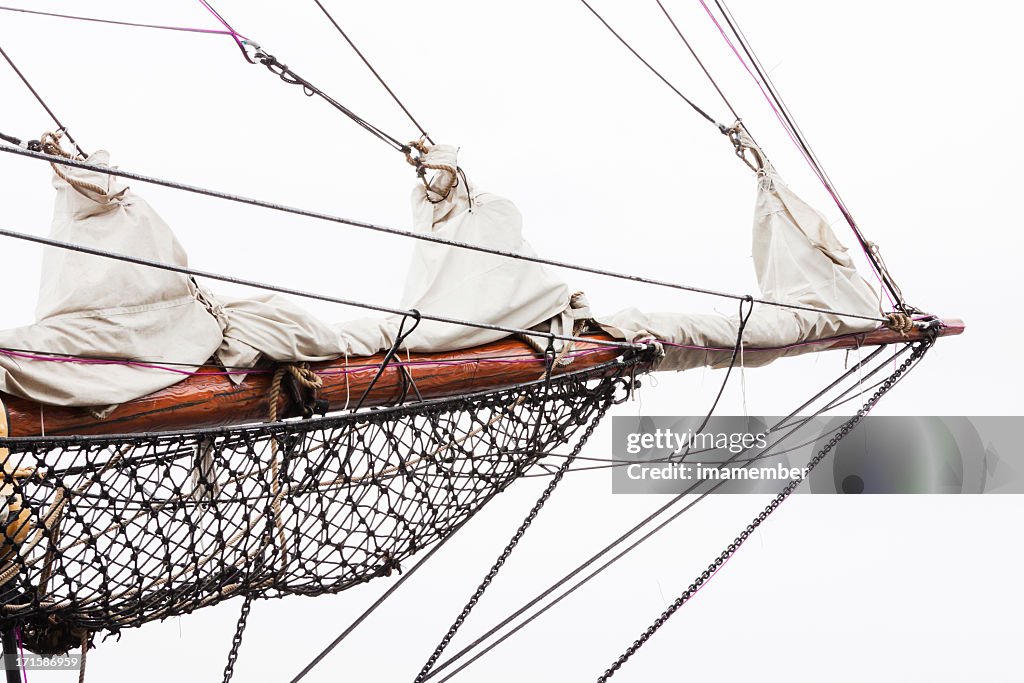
(697, 0), (894, 307)
(14, 627), (28, 683)
(0, 346), (614, 378)
(196, 0), (247, 47)
(0, 349), (257, 377)
(0, 5), (238, 35)
(0, 325), (888, 381)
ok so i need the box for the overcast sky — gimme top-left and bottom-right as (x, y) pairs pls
(0, 1), (1021, 681)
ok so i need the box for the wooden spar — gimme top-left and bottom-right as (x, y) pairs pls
(0, 319), (964, 438)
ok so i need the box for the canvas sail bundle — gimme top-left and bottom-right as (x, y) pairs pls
(0, 141), (879, 410)
(596, 143), (880, 369)
(0, 152), (224, 406)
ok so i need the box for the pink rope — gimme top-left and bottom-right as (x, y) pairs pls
(0, 325), (889, 380)
(195, 0), (247, 50)
(0, 4), (238, 37)
(696, 0), (894, 308)
(14, 627), (28, 683)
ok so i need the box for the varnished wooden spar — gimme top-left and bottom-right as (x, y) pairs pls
(0, 319), (964, 437)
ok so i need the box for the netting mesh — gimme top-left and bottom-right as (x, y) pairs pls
(0, 358), (641, 653)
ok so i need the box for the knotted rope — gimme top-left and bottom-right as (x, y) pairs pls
(36, 131), (106, 197)
(266, 363), (323, 574)
(405, 140), (458, 203)
(884, 312), (914, 336)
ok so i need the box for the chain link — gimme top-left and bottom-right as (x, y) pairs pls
(415, 387), (618, 683)
(596, 338), (932, 681)
(221, 594), (253, 683)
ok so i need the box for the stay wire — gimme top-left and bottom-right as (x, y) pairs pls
(524, 344), (898, 478)
(577, 0), (725, 131)
(653, 0), (738, 122)
(311, 0), (433, 144)
(707, 0), (908, 310)
(288, 394), (581, 683)
(0, 43), (85, 157)
(0, 5), (238, 36)
(0, 224), (638, 350)
(423, 343), (898, 681)
(596, 340), (931, 681)
(676, 297), (753, 459)
(414, 378), (577, 683)
(248, 48), (408, 152)
(0, 144), (886, 325)
(287, 518), (464, 683)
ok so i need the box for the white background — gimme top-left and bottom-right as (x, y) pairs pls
(0, 1), (1021, 681)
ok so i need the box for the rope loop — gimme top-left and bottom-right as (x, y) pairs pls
(883, 311), (914, 337)
(724, 121), (765, 174)
(405, 140), (459, 203)
(36, 131), (107, 197)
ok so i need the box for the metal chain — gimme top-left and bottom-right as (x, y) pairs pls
(596, 337), (933, 682)
(415, 387), (619, 683)
(222, 594), (253, 683)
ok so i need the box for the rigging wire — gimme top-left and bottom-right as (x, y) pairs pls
(195, 0), (248, 58)
(595, 339), (931, 680)
(420, 343), (901, 681)
(0, 224), (638, 350)
(286, 395), (587, 683)
(699, 0), (910, 311)
(653, 0), (739, 122)
(244, 44), (408, 152)
(0, 5), (238, 37)
(577, 0), (727, 131)
(0, 43), (85, 157)
(200, 0), (411, 152)
(0, 144), (886, 324)
(413, 300), (751, 683)
(310, 0), (433, 144)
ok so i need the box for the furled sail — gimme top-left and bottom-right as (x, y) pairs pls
(0, 139), (882, 411)
(0, 152), (223, 406)
(596, 137), (880, 370)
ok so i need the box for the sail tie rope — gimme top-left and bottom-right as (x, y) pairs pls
(405, 141), (459, 203)
(0, 44), (86, 157)
(34, 132), (106, 196)
(0, 144), (889, 326)
(265, 362), (324, 578)
(884, 311), (914, 337)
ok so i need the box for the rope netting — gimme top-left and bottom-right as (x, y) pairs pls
(0, 356), (643, 655)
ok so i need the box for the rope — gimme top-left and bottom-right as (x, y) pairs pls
(268, 363), (323, 423)
(35, 131), (106, 196)
(0, 223), (641, 349)
(310, 0), (433, 144)
(884, 311), (914, 336)
(0, 144), (888, 324)
(421, 344), (906, 681)
(0, 44), (85, 157)
(418, 303), (750, 681)
(596, 337), (933, 680)
(0, 5), (239, 37)
(701, 0), (912, 313)
(653, 0), (740, 122)
(577, 0), (726, 131)
(266, 363), (324, 574)
(243, 44), (408, 152)
(77, 630), (87, 683)
(291, 365), (620, 683)
(406, 141), (459, 202)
